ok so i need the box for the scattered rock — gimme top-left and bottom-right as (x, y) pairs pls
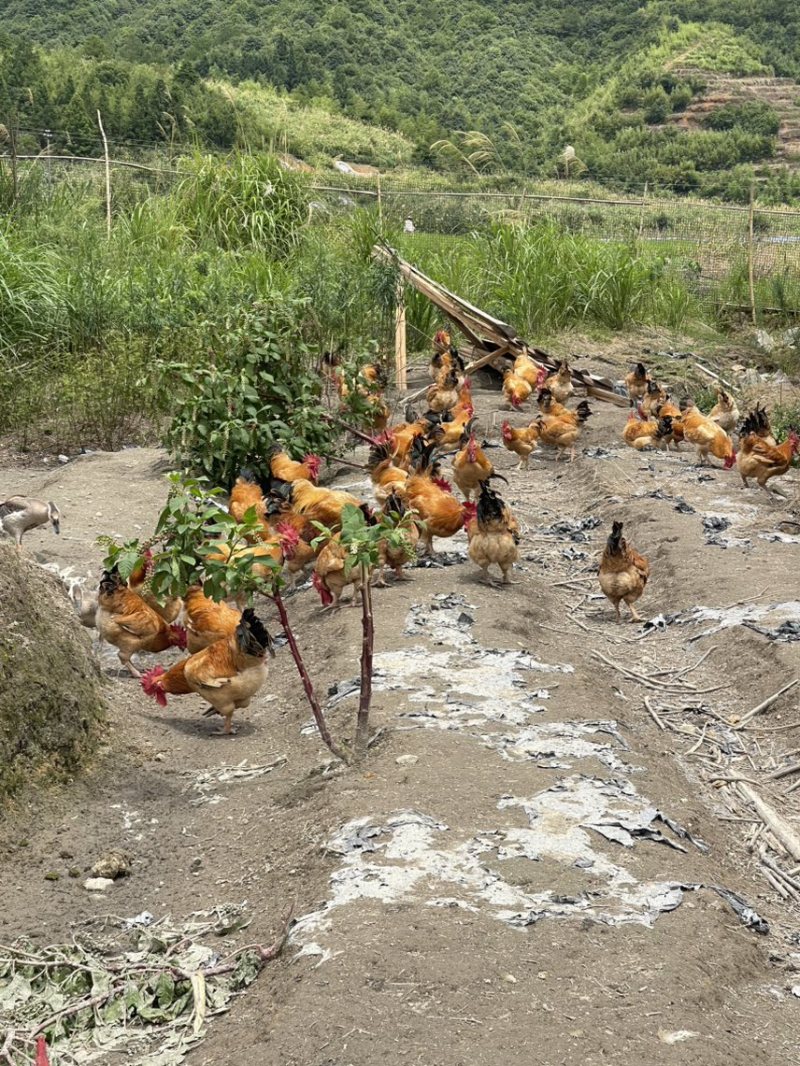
(68, 867), (81, 878)
(154, 752), (167, 762)
(395, 754), (419, 767)
(59, 848), (74, 859)
(756, 329), (775, 352)
(44, 871), (60, 881)
(57, 454), (70, 464)
(659, 1030), (699, 1045)
(84, 877), (115, 892)
(90, 849), (132, 880)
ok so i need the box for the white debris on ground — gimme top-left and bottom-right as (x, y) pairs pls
(291, 597), (710, 961)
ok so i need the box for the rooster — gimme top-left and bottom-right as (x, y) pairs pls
(739, 404), (776, 446)
(267, 445), (321, 484)
(502, 368), (532, 410)
(738, 430), (800, 497)
(501, 420), (539, 469)
(141, 609), (273, 735)
(651, 399), (684, 447)
(96, 569), (186, 677)
(543, 361), (574, 403)
(599, 521), (650, 623)
(405, 437), (467, 555)
(466, 483), (520, 586)
(641, 380), (668, 418)
(624, 362), (650, 407)
(452, 424), (507, 500)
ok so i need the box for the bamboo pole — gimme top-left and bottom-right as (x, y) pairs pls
(9, 123), (18, 206)
(748, 184), (756, 325)
(637, 181), (648, 244)
(96, 110), (112, 239)
(395, 281), (407, 393)
(377, 171), (382, 230)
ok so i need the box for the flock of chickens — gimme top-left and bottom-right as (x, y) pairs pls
(2, 331), (797, 734)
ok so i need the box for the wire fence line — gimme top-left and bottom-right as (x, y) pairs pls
(4, 151), (800, 314)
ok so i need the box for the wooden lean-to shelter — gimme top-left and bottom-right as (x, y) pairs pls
(374, 242), (627, 407)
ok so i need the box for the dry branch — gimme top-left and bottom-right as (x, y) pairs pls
(734, 678), (798, 730)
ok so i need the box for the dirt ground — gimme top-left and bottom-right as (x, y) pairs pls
(2, 349), (800, 1066)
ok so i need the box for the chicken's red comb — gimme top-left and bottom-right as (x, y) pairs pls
(36, 1037), (50, 1066)
(169, 623), (187, 650)
(510, 395), (522, 408)
(311, 571), (333, 606)
(501, 420), (513, 438)
(141, 666), (168, 707)
(303, 454), (322, 482)
(432, 476), (453, 493)
(463, 501), (478, 524)
(535, 365), (548, 386)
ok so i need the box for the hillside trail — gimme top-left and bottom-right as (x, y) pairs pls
(1, 368), (800, 1065)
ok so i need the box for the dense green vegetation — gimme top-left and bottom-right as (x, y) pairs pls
(3, 2), (800, 198)
(5, 150), (798, 458)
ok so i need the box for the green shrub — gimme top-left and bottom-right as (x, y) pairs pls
(162, 298), (337, 487)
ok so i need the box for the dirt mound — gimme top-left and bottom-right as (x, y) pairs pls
(0, 543), (105, 798)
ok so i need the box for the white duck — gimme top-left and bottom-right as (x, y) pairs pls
(0, 496), (61, 550)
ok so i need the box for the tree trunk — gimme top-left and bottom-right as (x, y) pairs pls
(272, 591), (350, 764)
(354, 563), (374, 760)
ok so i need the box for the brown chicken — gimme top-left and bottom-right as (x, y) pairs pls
(452, 425), (508, 500)
(513, 355), (548, 390)
(622, 412), (674, 451)
(466, 483), (520, 586)
(183, 585), (241, 654)
(141, 609), (273, 735)
(641, 380), (668, 418)
(543, 361), (574, 403)
(430, 383), (475, 450)
(535, 404), (592, 462)
(127, 551), (183, 624)
(427, 366), (460, 414)
(268, 513), (317, 586)
(708, 386), (740, 434)
(599, 521), (650, 623)
(503, 368), (533, 410)
(650, 399), (684, 446)
(405, 438), (467, 555)
(739, 404), (776, 446)
(96, 569), (187, 677)
(737, 431), (800, 497)
(312, 534), (364, 609)
(268, 445), (321, 484)
(680, 401), (736, 467)
(501, 420), (539, 469)
(279, 478), (363, 532)
(368, 439), (408, 505)
(536, 387), (570, 418)
(625, 362), (650, 407)
(376, 492), (419, 584)
(229, 469), (269, 534)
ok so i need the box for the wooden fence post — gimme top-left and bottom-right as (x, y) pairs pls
(395, 281), (407, 393)
(637, 181), (648, 245)
(748, 183), (756, 325)
(96, 110), (112, 239)
(377, 172), (383, 231)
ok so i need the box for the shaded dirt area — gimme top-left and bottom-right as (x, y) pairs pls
(1, 352), (800, 1066)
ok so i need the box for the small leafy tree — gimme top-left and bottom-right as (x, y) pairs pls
(312, 503), (418, 760)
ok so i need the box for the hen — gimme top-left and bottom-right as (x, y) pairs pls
(502, 368), (532, 410)
(96, 569), (186, 677)
(535, 403), (592, 462)
(738, 431), (799, 497)
(641, 380), (668, 418)
(708, 386), (740, 434)
(543, 361), (574, 403)
(513, 355), (547, 390)
(501, 420), (539, 469)
(183, 585), (241, 653)
(312, 534), (364, 610)
(452, 425), (507, 500)
(680, 401), (736, 467)
(466, 483), (520, 586)
(622, 412), (673, 451)
(376, 492), (419, 584)
(368, 439), (408, 505)
(426, 366), (461, 414)
(141, 609), (274, 735)
(278, 477), (363, 532)
(599, 521), (650, 623)
(625, 362), (650, 407)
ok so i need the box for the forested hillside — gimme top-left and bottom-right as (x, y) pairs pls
(2, 1), (800, 198)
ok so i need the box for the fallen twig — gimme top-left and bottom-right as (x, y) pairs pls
(733, 678), (798, 730)
(736, 782), (800, 863)
(768, 761), (800, 782)
(643, 696), (666, 731)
